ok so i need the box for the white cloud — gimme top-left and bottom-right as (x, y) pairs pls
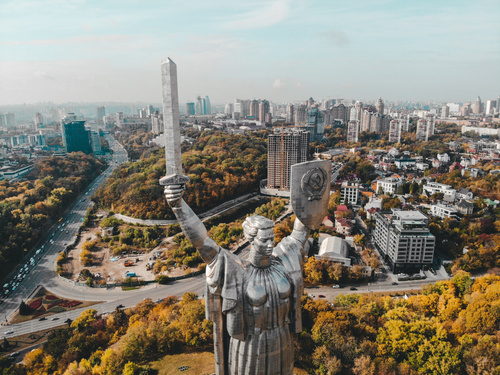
(272, 78), (284, 88)
(223, 0), (291, 30)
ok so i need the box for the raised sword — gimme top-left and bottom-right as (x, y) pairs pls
(159, 58), (190, 187)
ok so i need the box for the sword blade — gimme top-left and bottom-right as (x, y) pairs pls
(160, 58), (189, 186)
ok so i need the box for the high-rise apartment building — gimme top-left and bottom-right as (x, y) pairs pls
(295, 105), (307, 126)
(61, 118), (92, 154)
(388, 120), (401, 143)
(195, 96), (203, 115)
(249, 100), (259, 119)
(90, 131), (102, 154)
(461, 103), (471, 117)
(350, 101), (363, 122)
(224, 103), (233, 117)
(34, 113), (44, 129)
(441, 105), (449, 118)
(347, 120), (359, 143)
(204, 96), (211, 115)
(0, 113), (15, 128)
(375, 97), (384, 115)
(416, 119), (428, 141)
(267, 128), (310, 191)
(258, 100), (270, 123)
(286, 104), (294, 124)
(373, 209), (435, 273)
(96, 106), (106, 126)
(426, 114), (435, 139)
(186, 102), (195, 115)
(472, 96), (482, 114)
(151, 111), (163, 134)
(306, 108), (324, 140)
(485, 100), (497, 115)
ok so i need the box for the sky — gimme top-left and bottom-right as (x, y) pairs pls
(0, 0), (499, 106)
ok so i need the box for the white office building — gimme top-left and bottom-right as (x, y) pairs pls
(341, 181), (360, 204)
(375, 177), (403, 195)
(373, 209), (435, 273)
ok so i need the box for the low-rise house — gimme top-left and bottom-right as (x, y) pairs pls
(430, 204), (458, 219)
(461, 167), (479, 178)
(437, 153), (450, 163)
(416, 162), (429, 171)
(423, 182), (456, 202)
(394, 157), (416, 169)
(455, 199), (474, 215)
(456, 188), (473, 201)
(335, 217), (353, 235)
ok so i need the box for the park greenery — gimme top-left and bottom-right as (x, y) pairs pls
(0, 153), (105, 282)
(153, 198), (286, 275)
(2, 272), (499, 374)
(93, 130), (268, 220)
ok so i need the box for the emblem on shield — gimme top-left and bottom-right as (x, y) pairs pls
(301, 167), (327, 201)
(291, 160), (331, 230)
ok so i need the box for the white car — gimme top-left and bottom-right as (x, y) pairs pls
(4, 330), (14, 335)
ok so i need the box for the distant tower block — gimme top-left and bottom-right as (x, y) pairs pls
(267, 128), (310, 191)
(416, 119), (428, 141)
(376, 97), (385, 115)
(347, 120), (359, 143)
(388, 120), (401, 143)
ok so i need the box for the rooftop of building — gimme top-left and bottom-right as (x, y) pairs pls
(391, 209), (427, 221)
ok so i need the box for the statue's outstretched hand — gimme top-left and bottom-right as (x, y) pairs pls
(164, 184), (185, 207)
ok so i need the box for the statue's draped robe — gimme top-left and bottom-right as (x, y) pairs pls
(205, 236), (304, 375)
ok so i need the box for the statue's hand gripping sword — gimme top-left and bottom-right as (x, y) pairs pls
(159, 58), (190, 206)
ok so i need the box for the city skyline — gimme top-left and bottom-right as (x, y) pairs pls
(1, 0), (499, 106)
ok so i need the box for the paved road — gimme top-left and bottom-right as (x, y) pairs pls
(0, 134), (129, 332)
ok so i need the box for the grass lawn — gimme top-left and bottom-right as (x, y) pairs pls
(150, 352), (215, 375)
(150, 351), (311, 375)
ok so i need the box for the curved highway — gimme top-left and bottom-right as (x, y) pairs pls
(1, 134), (206, 339)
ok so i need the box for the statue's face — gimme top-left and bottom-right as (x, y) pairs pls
(252, 228), (275, 257)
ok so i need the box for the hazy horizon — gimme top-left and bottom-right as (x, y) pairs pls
(1, 0), (499, 106)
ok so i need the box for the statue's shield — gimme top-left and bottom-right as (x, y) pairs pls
(291, 160), (331, 230)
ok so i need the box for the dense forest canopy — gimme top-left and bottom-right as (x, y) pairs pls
(2, 273), (499, 374)
(0, 153), (105, 281)
(93, 131), (268, 219)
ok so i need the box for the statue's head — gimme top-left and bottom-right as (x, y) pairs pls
(243, 215), (275, 258)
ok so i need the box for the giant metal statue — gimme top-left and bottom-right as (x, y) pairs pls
(159, 58), (330, 375)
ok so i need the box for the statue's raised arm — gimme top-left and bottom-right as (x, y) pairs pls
(164, 183), (218, 263)
(158, 58), (331, 375)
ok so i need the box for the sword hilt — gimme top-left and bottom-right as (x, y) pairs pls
(159, 174), (190, 186)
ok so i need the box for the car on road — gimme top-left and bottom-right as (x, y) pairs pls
(392, 282), (398, 285)
(350, 287), (357, 291)
(51, 317), (59, 321)
(318, 295), (326, 298)
(332, 285), (340, 289)
(39, 317), (46, 321)
(4, 330), (14, 335)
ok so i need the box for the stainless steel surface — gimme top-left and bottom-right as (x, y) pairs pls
(159, 58), (189, 186)
(291, 159), (331, 230)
